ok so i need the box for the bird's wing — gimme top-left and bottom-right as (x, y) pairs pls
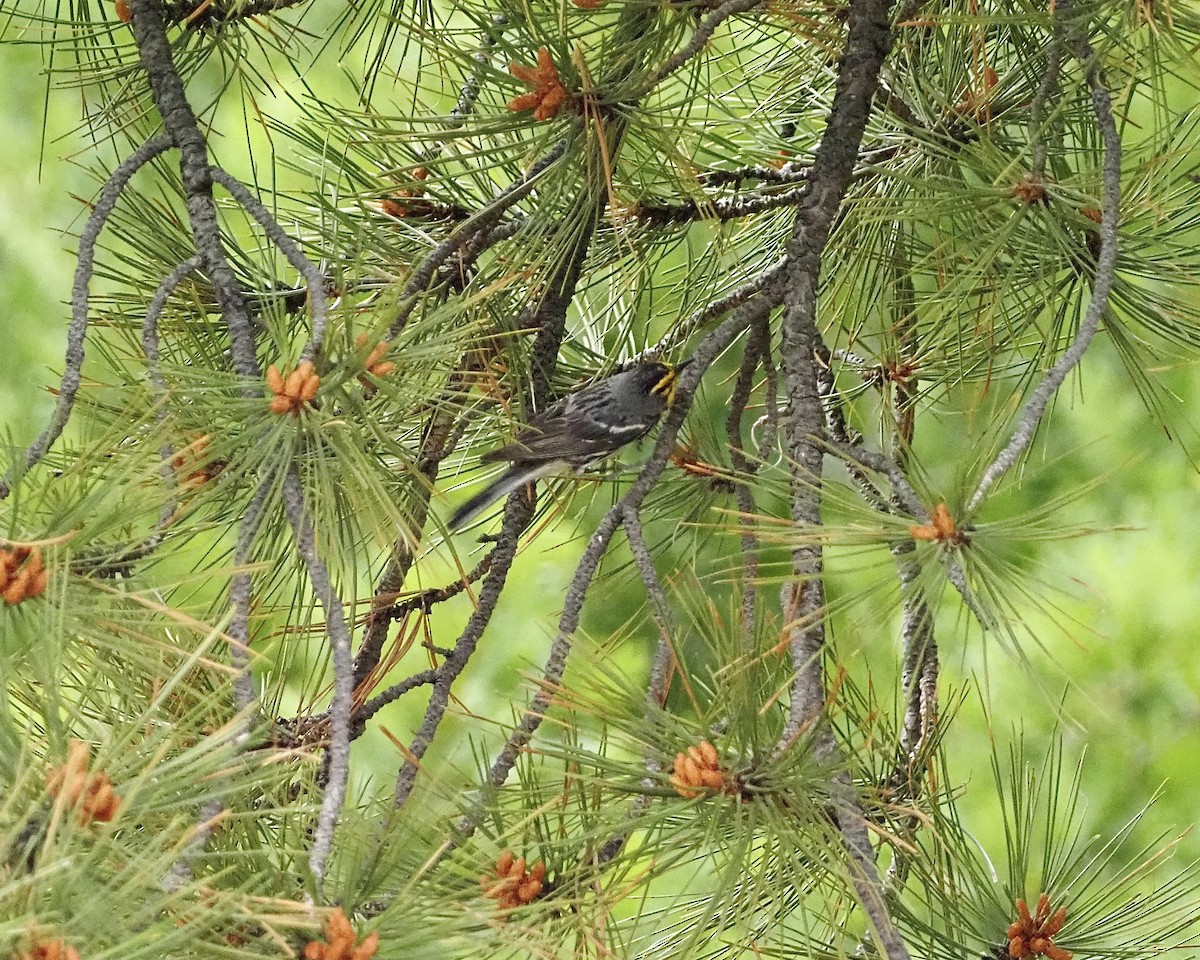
(481, 392), (651, 464)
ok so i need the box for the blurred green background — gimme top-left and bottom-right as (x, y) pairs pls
(4, 23), (1200, 876)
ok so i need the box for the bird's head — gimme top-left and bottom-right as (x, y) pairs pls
(644, 358), (692, 406)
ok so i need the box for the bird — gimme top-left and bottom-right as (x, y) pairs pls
(448, 359), (691, 530)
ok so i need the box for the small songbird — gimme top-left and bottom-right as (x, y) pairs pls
(449, 359), (691, 529)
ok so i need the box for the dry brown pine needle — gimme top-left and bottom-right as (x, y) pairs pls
(267, 361), (320, 415)
(0, 545), (48, 606)
(1007, 893), (1071, 960)
(480, 851), (547, 911)
(670, 740), (736, 799)
(47, 739), (120, 825)
(302, 907), (379, 960)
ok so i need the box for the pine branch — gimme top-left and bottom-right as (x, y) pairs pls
(622, 505), (675, 709)
(210, 167), (330, 359)
(0, 134), (172, 501)
(391, 491), (534, 809)
(384, 138), (570, 342)
(281, 471), (353, 887)
(726, 309), (772, 637)
(229, 483), (269, 724)
(767, 0), (912, 952)
(642, 0), (766, 93)
(127, 0), (260, 378)
(968, 1), (1122, 513)
(351, 374), (470, 691)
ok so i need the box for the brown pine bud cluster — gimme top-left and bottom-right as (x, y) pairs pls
(16, 939), (81, 960)
(1, 545), (48, 606)
(114, 0), (131, 21)
(171, 434), (223, 490)
(480, 851), (547, 911)
(47, 739), (120, 825)
(302, 908), (379, 960)
(670, 740), (736, 799)
(1007, 894), (1071, 960)
(954, 64), (999, 120)
(909, 502), (968, 546)
(1011, 177), (1046, 205)
(355, 333), (395, 395)
(378, 166), (429, 219)
(267, 361), (320, 415)
(508, 47), (570, 121)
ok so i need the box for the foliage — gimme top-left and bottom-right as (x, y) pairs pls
(2, 0), (1200, 957)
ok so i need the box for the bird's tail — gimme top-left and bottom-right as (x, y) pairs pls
(448, 461), (558, 531)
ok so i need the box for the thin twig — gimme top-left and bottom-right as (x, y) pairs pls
(635, 183), (811, 225)
(643, 0), (765, 92)
(820, 438), (925, 520)
(1029, 25), (1065, 180)
(70, 256), (205, 580)
(229, 483), (270, 723)
(209, 167), (330, 359)
(656, 256), (787, 352)
(159, 798), (224, 893)
(0, 134), (173, 501)
(352, 375), (470, 690)
(967, 14), (1121, 513)
(727, 315), (769, 637)
(280, 472), (353, 887)
(422, 15), (508, 166)
(391, 493), (534, 808)
(385, 138), (569, 342)
(698, 164), (809, 187)
(815, 355), (892, 513)
(355, 669), (439, 726)
(891, 540), (937, 765)
(622, 506), (675, 708)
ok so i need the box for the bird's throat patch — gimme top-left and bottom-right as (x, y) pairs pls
(652, 368), (680, 404)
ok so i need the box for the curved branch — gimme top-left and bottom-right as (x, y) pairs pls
(385, 138), (569, 342)
(642, 0), (765, 93)
(210, 167), (330, 359)
(622, 506), (675, 707)
(281, 472), (354, 886)
(0, 134), (173, 501)
(967, 15), (1121, 513)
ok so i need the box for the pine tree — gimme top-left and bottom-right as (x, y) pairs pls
(2, 0), (1200, 957)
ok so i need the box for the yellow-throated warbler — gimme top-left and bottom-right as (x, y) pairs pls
(449, 359), (690, 529)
